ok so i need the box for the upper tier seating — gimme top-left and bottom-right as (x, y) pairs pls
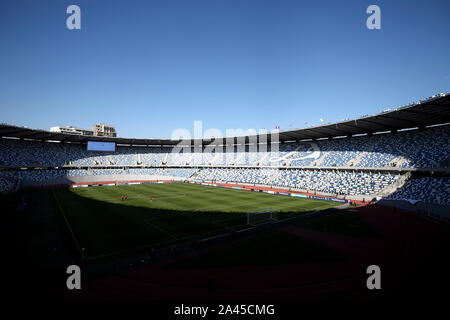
(0, 168), (197, 182)
(1, 125), (448, 169)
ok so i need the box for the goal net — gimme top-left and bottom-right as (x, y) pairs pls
(247, 208), (279, 227)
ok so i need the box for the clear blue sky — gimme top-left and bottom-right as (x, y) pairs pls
(0, 0), (449, 138)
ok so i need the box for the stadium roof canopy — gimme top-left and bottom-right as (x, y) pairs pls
(1, 93), (449, 146)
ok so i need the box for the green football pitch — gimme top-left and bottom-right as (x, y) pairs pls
(52, 182), (340, 259)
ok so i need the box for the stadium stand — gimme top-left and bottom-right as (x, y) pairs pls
(196, 168), (278, 185)
(196, 168), (402, 197)
(0, 169), (68, 181)
(127, 168), (198, 178)
(1, 125), (448, 169)
(0, 125), (448, 202)
(0, 93), (448, 207)
(0, 176), (17, 193)
(387, 177), (450, 206)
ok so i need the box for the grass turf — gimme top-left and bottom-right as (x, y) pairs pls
(52, 182), (339, 258)
(294, 208), (379, 238)
(167, 229), (342, 269)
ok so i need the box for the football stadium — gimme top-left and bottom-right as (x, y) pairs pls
(1, 0), (450, 313)
(1, 93), (450, 303)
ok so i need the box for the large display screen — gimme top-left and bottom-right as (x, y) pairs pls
(87, 141), (116, 152)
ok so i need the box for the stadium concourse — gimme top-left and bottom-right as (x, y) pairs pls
(0, 93), (449, 219)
